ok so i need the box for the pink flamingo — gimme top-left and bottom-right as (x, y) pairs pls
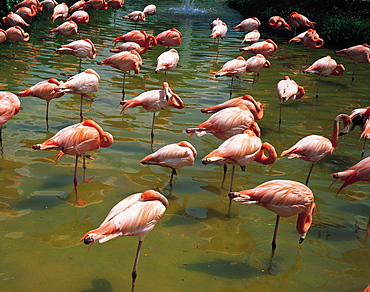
(0, 91), (21, 148)
(49, 20), (78, 36)
(51, 3), (68, 22)
(287, 12), (315, 35)
(156, 28), (182, 49)
(239, 39), (278, 57)
(281, 114), (352, 185)
(245, 54), (271, 84)
(232, 17), (260, 32)
(15, 4), (38, 21)
(112, 30), (157, 48)
(66, 10), (90, 24)
(0, 29), (6, 43)
(155, 49), (179, 81)
(241, 29), (260, 44)
(2, 11), (30, 27)
(268, 16), (291, 35)
(143, 4), (156, 16)
(81, 189), (168, 292)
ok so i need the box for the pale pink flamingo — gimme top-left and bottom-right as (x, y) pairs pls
(110, 30), (156, 54)
(66, 10), (90, 24)
(2, 11), (30, 27)
(209, 22), (227, 39)
(81, 189), (167, 292)
(289, 29), (324, 49)
(143, 4), (156, 15)
(18, 78), (65, 130)
(123, 10), (145, 27)
(41, 0), (58, 10)
(201, 94), (264, 120)
(335, 44), (370, 84)
(51, 3), (68, 22)
(186, 104), (261, 140)
(276, 76), (305, 130)
(156, 28), (182, 49)
(155, 49), (179, 81)
(69, 0), (87, 13)
(303, 55), (345, 100)
(32, 119), (113, 190)
(268, 16), (291, 35)
(0, 91), (21, 148)
(241, 29), (260, 44)
(202, 130), (277, 213)
(107, 0), (124, 23)
(229, 179), (315, 253)
(210, 18), (223, 28)
(120, 82), (184, 146)
(112, 30), (156, 48)
(0, 29), (7, 44)
(215, 56), (247, 98)
(239, 39), (278, 57)
(15, 5), (38, 21)
(83, 0), (108, 23)
(332, 156), (370, 194)
(14, 0), (43, 11)
(232, 17), (260, 32)
(54, 69), (100, 121)
(281, 114), (352, 185)
(138, 141), (197, 186)
(245, 54), (271, 84)
(49, 20), (78, 36)
(5, 26), (30, 56)
(97, 50), (142, 100)
(56, 38), (96, 72)
(287, 12), (315, 35)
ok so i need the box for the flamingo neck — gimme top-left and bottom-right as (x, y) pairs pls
(254, 142), (277, 165)
(331, 65), (345, 76)
(296, 202), (315, 234)
(331, 114), (351, 149)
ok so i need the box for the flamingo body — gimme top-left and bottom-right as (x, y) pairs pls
(66, 10), (90, 24)
(289, 29), (324, 49)
(156, 28), (182, 48)
(0, 29), (6, 43)
(56, 39), (96, 59)
(335, 44), (370, 63)
(303, 55), (345, 77)
(52, 3), (68, 22)
(232, 17), (260, 32)
(241, 30), (260, 44)
(18, 78), (65, 103)
(143, 4), (156, 15)
(288, 12), (315, 30)
(155, 49), (179, 73)
(0, 91), (21, 129)
(97, 50), (142, 74)
(215, 56), (247, 77)
(276, 76), (305, 102)
(210, 22), (227, 39)
(239, 39), (278, 57)
(54, 69), (100, 96)
(5, 26), (29, 42)
(124, 10), (145, 23)
(15, 5), (38, 21)
(108, 0), (124, 9)
(2, 11), (30, 27)
(41, 0), (58, 10)
(269, 16), (291, 31)
(245, 54), (271, 73)
(50, 20), (78, 36)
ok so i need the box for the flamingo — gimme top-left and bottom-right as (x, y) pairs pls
(143, 4), (156, 16)
(210, 18), (223, 28)
(155, 49), (179, 81)
(81, 189), (168, 292)
(66, 10), (90, 24)
(54, 68), (100, 121)
(124, 11), (146, 24)
(268, 16), (291, 35)
(5, 26), (30, 56)
(107, 0), (124, 23)
(120, 82), (184, 146)
(245, 54), (271, 84)
(18, 78), (65, 130)
(281, 113), (352, 185)
(202, 130), (277, 214)
(229, 179), (315, 254)
(15, 5), (38, 21)
(138, 141), (197, 187)
(241, 29), (260, 44)
(156, 28), (182, 49)
(232, 17), (260, 32)
(83, 0), (108, 22)
(32, 119), (113, 190)
(0, 29), (6, 44)
(215, 56), (247, 98)
(287, 12), (315, 35)
(14, 0), (43, 11)
(209, 22), (227, 52)
(303, 55), (345, 100)
(111, 30), (156, 54)
(112, 30), (157, 48)
(331, 156), (370, 194)
(335, 44), (370, 84)
(51, 3), (68, 22)
(69, 0), (86, 13)
(41, 0), (58, 10)
(289, 29), (324, 49)
(276, 76), (305, 130)
(49, 20), (78, 36)
(200, 94), (264, 120)
(56, 39), (96, 73)
(97, 50), (142, 100)
(0, 91), (21, 148)
(239, 39), (278, 57)
(2, 11), (30, 27)
(186, 105), (261, 140)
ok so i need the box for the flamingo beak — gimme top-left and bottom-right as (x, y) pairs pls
(228, 192), (240, 199)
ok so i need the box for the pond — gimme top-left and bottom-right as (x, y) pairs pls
(0, 0), (369, 291)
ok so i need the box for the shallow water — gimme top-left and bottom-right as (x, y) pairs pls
(0, 0), (369, 291)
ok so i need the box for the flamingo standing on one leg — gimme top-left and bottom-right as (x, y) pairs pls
(332, 156), (370, 194)
(276, 76), (305, 130)
(241, 30), (260, 44)
(143, 4), (156, 16)
(244, 54), (271, 84)
(138, 141), (197, 187)
(209, 21), (227, 52)
(0, 91), (21, 150)
(5, 26), (30, 57)
(66, 10), (90, 25)
(97, 50), (142, 100)
(229, 179), (315, 256)
(202, 130), (277, 214)
(54, 69), (100, 121)
(268, 16), (291, 36)
(81, 189), (168, 292)
(289, 29), (324, 62)
(18, 78), (65, 130)
(123, 10), (146, 28)
(303, 55), (345, 100)
(232, 17), (260, 32)
(56, 39), (96, 73)
(281, 114), (352, 185)
(215, 56), (247, 99)
(287, 11), (315, 36)
(32, 119), (113, 192)
(239, 39), (278, 58)
(335, 44), (370, 84)
(51, 3), (68, 22)
(155, 28), (182, 49)
(2, 11), (30, 27)
(155, 49), (179, 82)
(120, 82), (184, 147)
(110, 30), (156, 54)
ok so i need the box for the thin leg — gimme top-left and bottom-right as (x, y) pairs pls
(271, 214), (280, 251)
(73, 155), (79, 190)
(221, 163), (227, 189)
(315, 77), (321, 101)
(0, 127), (3, 153)
(227, 165), (235, 216)
(305, 162), (315, 186)
(82, 155), (87, 181)
(78, 58), (82, 73)
(278, 101), (282, 131)
(150, 112), (156, 151)
(122, 72), (126, 100)
(361, 138), (367, 159)
(229, 77), (234, 99)
(164, 71), (167, 82)
(131, 240), (143, 292)
(169, 167), (177, 186)
(79, 94), (84, 122)
(46, 101), (50, 131)
(351, 62), (357, 85)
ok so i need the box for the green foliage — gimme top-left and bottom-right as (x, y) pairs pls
(0, 0), (19, 19)
(227, 0), (370, 47)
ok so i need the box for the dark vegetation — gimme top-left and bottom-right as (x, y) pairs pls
(227, 0), (370, 48)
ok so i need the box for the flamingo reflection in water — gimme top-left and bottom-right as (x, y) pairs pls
(81, 189), (168, 292)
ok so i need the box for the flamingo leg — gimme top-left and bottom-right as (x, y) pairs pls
(73, 155), (79, 190)
(79, 94), (84, 122)
(150, 111), (156, 150)
(131, 240), (143, 292)
(305, 162), (315, 186)
(361, 137), (367, 159)
(315, 77), (321, 101)
(122, 72), (126, 100)
(271, 214), (280, 251)
(82, 155), (87, 181)
(0, 127), (3, 153)
(229, 77), (234, 99)
(221, 163), (228, 189)
(351, 62), (358, 85)
(78, 58), (82, 73)
(164, 71), (167, 82)
(278, 101), (282, 131)
(169, 167), (177, 186)
(46, 101), (50, 131)
(227, 165), (235, 216)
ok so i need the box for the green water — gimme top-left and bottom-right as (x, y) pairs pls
(0, 0), (369, 291)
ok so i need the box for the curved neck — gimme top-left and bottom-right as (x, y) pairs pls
(254, 142), (277, 165)
(243, 95), (264, 119)
(331, 65), (345, 76)
(138, 32), (152, 55)
(296, 86), (305, 99)
(296, 202), (315, 234)
(331, 114), (351, 149)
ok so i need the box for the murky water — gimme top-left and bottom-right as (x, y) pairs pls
(0, 0), (369, 291)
